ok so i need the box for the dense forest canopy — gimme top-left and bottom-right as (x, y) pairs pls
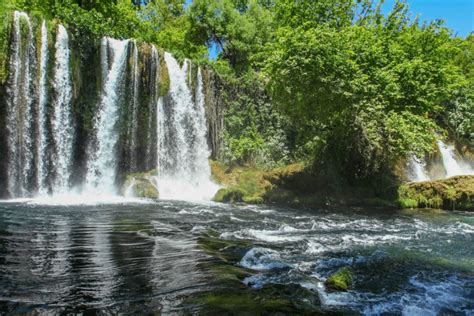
(1, 0), (472, 182)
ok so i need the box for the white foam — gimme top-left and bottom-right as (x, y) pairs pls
(8, 191), (153, 206)
(239, 247), (291, 270)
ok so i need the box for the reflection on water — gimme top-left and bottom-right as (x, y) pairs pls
(0, 201), (473, 314)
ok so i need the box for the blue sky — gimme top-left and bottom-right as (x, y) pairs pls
(382, 0), (473, 37)
(205, 0), (473, 59)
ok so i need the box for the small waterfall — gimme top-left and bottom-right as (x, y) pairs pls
(5, 11), (38, 197)
(36, 21), (49, 193)
(156, 53), (218, 200)
(86, 38), (130, 194)
(408, 156), (429, 182)
(437, 141), (474, 177)
(50, 25), (74, 194)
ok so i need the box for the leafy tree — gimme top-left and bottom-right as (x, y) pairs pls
(263, 1), (465, 179)
(188, 0), (272, 71)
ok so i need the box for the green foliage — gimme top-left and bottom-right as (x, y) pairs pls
(2, 0), (472, 185)
(0, 7), (13, 84)
(263, 2), (466, 179)
(443, 35), (474, 146)
(220, 72), (290, 167)
(399, 198), (418, 209)
(5, 0), (207, 60)
(188, 0), (273, 71)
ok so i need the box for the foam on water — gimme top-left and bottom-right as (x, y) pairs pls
(240, 247), (291, 270)
(4, 192), (152, 206)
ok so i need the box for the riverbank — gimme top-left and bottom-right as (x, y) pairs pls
(210, 161), (397, 209)
(210, 161), (474, 212)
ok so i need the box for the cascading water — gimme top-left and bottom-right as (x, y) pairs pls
(1, 13), (219, 201)
(156, 53), (219, 200)
(5, 11), (38, 197)
(36, 21), (49, 193)
(437, 140), (474, 177)
(408, 156), (429, 182)
(85, 38), (130, 194)
(50, 25), (74, 194)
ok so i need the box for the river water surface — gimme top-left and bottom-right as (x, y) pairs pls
(0, 199), (472, 314)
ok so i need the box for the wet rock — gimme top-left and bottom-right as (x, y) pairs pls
(325, 267), (354, 291)
(122, 170), (159, 198)
(213, 187), (246, 203)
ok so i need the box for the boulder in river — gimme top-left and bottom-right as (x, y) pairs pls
(122, 170), (159, 199)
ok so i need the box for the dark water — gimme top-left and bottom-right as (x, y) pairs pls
(0, 199), (473, 315)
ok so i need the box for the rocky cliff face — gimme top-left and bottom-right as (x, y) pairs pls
(202, 69), (226, 160)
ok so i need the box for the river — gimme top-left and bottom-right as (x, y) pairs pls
(0, 199), (472, 314)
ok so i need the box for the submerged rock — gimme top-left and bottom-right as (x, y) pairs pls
(122, 170), (159, 198)
(398, 175), (474, 211)
(324, 267), (354, 291)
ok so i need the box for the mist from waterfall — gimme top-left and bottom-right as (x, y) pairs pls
(156, 53), (219, 200)
(85, 38), (130, 195)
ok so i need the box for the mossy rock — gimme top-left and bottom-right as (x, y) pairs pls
(242, 195), (264, 204)
(213, 187), (246, 203)
(133, 181), (159, 199)
(158, 49), (170, 97)
(324, 267), (354, 291)
(398, 175), (474, 211)
(123, 170), (159, 198)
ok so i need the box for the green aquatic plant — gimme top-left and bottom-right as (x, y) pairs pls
(325, 266), (354, 291)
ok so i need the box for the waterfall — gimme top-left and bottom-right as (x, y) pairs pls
(50, 25), (74, 194)
(437, 141), (474, 177)
(408, 156), (429, 182)
(85, 38), (130, 194)
(36, 21), (49, 193)
(156, 53), (218, 200)
(5, 11), (38, 197)
(1, 13), (220, 200)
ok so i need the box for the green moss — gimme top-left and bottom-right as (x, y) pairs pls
(198, 232), (252, 263)
(242, 195), (264, 204)
(398, 175), (474, 211)
(158, 49), (170, 97)
(210, 160), (399, 208)
(325, 267), (354, 291)
(0, 10), (12, 84)
(191, 291), (296, 315)
(399, 198), (418, 209)
(123, 170), (159, 199)
(211, 161), (273, 204)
